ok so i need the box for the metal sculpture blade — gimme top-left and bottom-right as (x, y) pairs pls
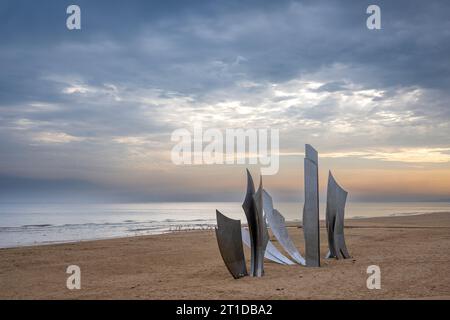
(303, 144), (320, 267)
(241, 227), (294, 265)
(325, 172), (351, 259)
(251, 176), (270, 276)
(215, 210), (248, 279)
(263, 189), (306, 265)
(242, 169), (258, 275)
(242, 170), (269, 276)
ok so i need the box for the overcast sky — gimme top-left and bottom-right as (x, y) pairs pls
(0, 0), (449, 203)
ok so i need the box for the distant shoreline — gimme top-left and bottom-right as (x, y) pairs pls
(1, 210), (449, 250)
(1, 211), (450, 299)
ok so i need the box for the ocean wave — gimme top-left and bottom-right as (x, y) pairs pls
(21, 224), (53, 228)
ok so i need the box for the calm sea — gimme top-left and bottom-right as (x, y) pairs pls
(0, 202), (449, 248)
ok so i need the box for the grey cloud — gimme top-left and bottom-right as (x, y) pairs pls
(314, 81), (349, 93)
(0, 0), (449, 201)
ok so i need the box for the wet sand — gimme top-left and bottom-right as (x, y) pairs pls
(1, 212), (449, 299)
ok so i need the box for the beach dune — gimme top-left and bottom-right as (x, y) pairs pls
(1, 212), (449, 299)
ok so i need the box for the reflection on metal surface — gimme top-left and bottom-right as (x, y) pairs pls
(251, 176), (270, 276)
(215, 210), (248, 279)
(241, 227), (294, 265)
(242, 169), (257, 275)
(263, 190), (306, 265)
(303, 144), (321, 267)
(242, 170), (269, 276)
(325, 172), (351, 259)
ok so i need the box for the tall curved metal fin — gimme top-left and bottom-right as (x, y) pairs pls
(273, 210), (305, 265)
(266, 239), (295, 265)
(242, 169), (257, 275)
(251, 176), (270, 276)
(325, 172), (351, 259)
(215, 210), (248, 279)
(241, 228), (294, 265)
(303, 144), (320, 267)
(263, 190), (305, 265)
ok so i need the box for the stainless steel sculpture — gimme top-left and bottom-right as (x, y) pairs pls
(215, 156), (353, 279)
(242, 169), (258, 274)
(303, 144), (320, 267)
(263, 189), (306, 265)
(325, 172), (351, 259)
(241, 227), (294, 265)
(242, 170), (269, 277)
(215, 210), (248, 279)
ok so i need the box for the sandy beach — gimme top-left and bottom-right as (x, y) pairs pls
(1, 212), (449, 300)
